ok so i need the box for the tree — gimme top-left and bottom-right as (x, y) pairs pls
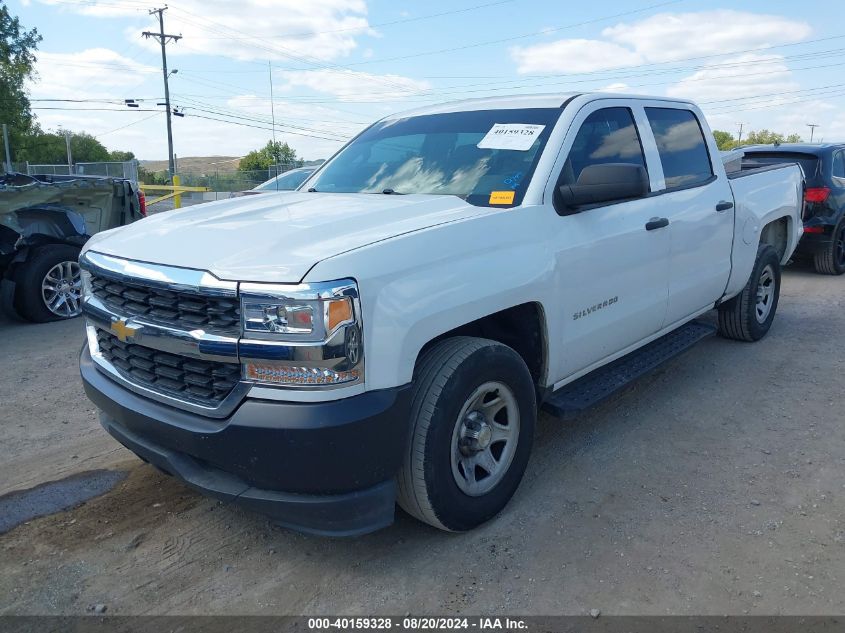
(743, 129), (801, 145)
(109, 150), (136, 161)
(712, 130), (737, 151)
(0, 4), (42, 161)
(17, 130), (114, 164)
(238, 140), (301, 172)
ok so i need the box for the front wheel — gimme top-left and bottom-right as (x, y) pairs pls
(396, 337), (536, 531)
(717, 244), (781, 342)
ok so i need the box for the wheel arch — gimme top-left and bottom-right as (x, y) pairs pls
(759, 215), (793, 264)
(413, 302), (549, 396)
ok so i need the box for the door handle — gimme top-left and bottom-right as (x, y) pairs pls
(645, 217), (669, 231)
(716, 200), (734, 212)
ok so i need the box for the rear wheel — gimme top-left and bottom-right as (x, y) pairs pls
(717, 244), (781, 342)
(813, 220), (845, 275)
(15, 245), (83, 322)
(396, 337), (536, 531)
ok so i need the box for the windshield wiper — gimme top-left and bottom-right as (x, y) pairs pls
(307, 187), (318, 192)
(381, 188), (405, 195)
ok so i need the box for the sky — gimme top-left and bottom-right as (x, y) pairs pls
(10, 0), (845, 162)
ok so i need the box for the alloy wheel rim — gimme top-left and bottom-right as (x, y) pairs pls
(755, 264), (775, 324)
(450, 381), (520, 497)
(836, 225), (845, 267)
(42, 261), (83, 317)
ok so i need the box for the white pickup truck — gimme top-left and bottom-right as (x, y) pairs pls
(79, 93), (803, 536)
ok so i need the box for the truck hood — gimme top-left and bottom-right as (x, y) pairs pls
(85, 191), (486, 282)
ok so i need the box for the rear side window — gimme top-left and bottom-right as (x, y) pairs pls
(645, 108), (713, 189)
(833, 151), (845, 179)
(560, 107), (646, 185)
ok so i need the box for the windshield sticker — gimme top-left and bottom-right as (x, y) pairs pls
(503, 172), (523, 189)
(477, 124), (546, 151)
(489, 191), (516, 205)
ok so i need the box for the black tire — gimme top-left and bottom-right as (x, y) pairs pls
(717, 244), (781, 342)
(812, 220), (845, 275)
(396, 337), (536, 531)
(14, 244), (83, 323)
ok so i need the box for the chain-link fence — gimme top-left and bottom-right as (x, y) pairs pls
(173, 169), (270, 193)
(23, 161), (139, 182)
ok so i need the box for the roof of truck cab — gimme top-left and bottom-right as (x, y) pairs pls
(383, 92), (696, 120)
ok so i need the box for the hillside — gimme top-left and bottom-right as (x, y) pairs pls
(140, 156), (242, 174)
(140, 156), (325, 175)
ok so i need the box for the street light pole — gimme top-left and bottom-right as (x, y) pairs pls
(807, 124), (820, 143)
(143, 8), (181, 180)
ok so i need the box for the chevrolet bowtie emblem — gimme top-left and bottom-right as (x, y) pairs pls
(110, 319), (138, 343)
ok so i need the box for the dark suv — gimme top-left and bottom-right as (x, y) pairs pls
(742, 143), (845, 275)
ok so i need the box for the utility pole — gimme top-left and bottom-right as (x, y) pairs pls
(2, 124), (11, 173)
(806, 123), (820, 143)
(65, 132), (73, 173)
(736, 122), (747, 145)
(143, 7), (181, 180)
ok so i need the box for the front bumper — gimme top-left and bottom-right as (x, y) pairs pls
(80, 346), (413, 536)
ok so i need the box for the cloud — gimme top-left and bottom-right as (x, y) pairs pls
(510, 10), (811, 74)
(277, 69), (431, 102)
(29, 49), (158, 100)
(666, 53), (798, 103)
(596, 82), (631, 93)
(32, 0), (374, 63)
(510, 39), (642, 74)
(602, 10), (811, 63)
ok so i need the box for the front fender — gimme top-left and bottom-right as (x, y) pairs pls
(304, 208), (556, 390)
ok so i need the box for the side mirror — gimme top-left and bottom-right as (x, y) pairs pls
(558, 163), (649, 212)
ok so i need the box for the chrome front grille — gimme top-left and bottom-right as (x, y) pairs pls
(90, 272), (240, 331)
(82, 251), (245, 416)
(96, 329), (241, 407)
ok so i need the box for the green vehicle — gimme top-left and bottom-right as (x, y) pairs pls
(1, 172), (145, 322)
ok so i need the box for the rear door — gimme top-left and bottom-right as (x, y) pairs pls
(641, 105), (734, 326)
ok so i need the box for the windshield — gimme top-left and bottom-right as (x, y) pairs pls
(254, 169), (313, 191)
(307, 108), (563, 207)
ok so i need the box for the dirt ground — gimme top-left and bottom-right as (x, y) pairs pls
(0, 264), (843, 616)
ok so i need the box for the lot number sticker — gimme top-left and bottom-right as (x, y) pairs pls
(489, 191), (516, 205)
(477, 124), (546, 151)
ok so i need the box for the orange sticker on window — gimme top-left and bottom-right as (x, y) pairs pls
(489, 190), (515, 205)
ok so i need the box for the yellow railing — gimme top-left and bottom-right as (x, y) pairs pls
(139, 176), (210, 209)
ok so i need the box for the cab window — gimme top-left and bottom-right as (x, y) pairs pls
(645, 107), (713, 189)
(559, 107), (646, 186)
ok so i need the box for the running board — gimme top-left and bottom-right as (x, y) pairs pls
(541, 321), (716, 419)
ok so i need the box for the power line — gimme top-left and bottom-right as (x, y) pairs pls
(189, 0), (516, 40)
(187, 113), (350, 142)
(285, 0), (687, 69)
(96, 111), (162, 138)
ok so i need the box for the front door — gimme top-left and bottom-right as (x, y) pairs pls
(549, 105), (671, 381)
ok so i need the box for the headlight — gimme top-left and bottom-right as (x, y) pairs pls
(239, 279), (363, 388)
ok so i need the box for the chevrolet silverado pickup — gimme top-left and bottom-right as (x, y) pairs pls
(78, 93), (803, 536)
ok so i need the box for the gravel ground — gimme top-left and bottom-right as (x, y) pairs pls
(0, 264), (843, 616)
